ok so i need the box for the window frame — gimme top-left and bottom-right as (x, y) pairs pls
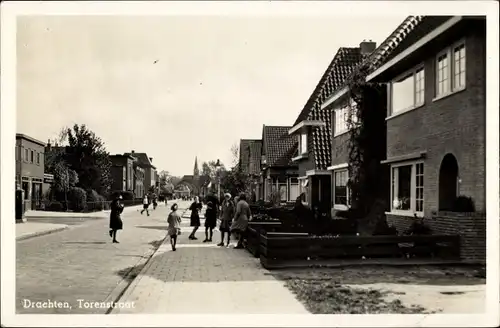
(434, 39), (466, 100)
(388, 63), (426, 117)
(332, 168), (350, 210)
(333, 99), (358, 137)
(24, 148), (29, 162)
(389, 160), (425, 217)
(298, 131), (308, 155)
(36, 152), (41, 165)
(30, 150), (34, 163)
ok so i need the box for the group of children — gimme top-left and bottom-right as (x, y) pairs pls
(165, 192), (251, 251)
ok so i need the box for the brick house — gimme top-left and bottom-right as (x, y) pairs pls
(15, 134), (46, 211)
(288, 45), (370, 213)
(239, 139), (262, 200)
(109, 154), (136, 193)
(366, 16), (486, 262)
(133, 161), (145, 199)
(124, 151), (157, 195)
(259, 125), (299, 203)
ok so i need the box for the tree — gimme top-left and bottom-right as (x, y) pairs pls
(201, 160), (224, 179)
(159, 171), (175, 194)
(230, 143), (239, 168)
(64, 124), (113, 196)
(220, 166), (250, 198)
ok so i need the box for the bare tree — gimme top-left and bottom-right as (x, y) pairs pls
(230, 143), (239, 168)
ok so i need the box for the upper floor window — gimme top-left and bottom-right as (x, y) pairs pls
(436, 42), (466, 97)
(36, 153), (41, 165)
(298, 132), (307, 155)
(30, 150), (34, 163)
(390, 66), (425, 116)
(334, 100), (358, 137)
(24, 149), (29, 161)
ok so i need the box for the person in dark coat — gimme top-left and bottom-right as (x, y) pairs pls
(218, 193), (235, 247)
(188, 196), (203, 240)
(203, 200), (217, 242)
(109, 195), (124, 243)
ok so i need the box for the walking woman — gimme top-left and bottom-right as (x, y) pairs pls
(230, 193), (252, 249)
(109, 195), (124, 243)
(188, 196), (203, 240)
(203, 200), (217, 242)
(167, 203), (182, 251)
(141, 195), (150, 216)
(218, 193), (235, 247)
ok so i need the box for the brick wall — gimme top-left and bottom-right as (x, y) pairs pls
(386, 22), (486, 215)
(387, 212), (486, 263)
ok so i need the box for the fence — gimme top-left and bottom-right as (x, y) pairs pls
(259, 233), (461, 269)
(41, 199), (144, 213)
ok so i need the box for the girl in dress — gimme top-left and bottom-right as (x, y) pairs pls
(167, 203), (182, 251)
(203, 200), (217, 242)
(230, 193), (252, 249)
(188, 196), (203, 240)
(109, 195), (124, 243)
(218, 193), (235, 247)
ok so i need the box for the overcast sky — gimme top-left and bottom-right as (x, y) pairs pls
(17, 15), (405, 176)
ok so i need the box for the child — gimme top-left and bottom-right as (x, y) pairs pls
(167, 203), (182, 251)
(141, 195), (150, 216)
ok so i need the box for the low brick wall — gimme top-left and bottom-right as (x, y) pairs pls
(387, 212), (486, 263)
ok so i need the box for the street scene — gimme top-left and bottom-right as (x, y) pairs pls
(4, 4), (497, 326)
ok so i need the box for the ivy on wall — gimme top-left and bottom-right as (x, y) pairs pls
(344, 65), (389, 228)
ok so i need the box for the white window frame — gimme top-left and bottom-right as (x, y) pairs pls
(389, 160), (424, 217)
(434, 39), (466, 101)
(332, 169), (350, 210)
(333, 99), (358, 137)
(298, 132), (308, 155)
(388, 64), (425, 118)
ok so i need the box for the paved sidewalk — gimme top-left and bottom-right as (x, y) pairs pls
(111, 214), (310, 314)
(16, 221), (69, 240)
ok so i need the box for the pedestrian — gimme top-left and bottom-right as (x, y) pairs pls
(109, 195), (124, 243)
(153, 194), (158, 210)
(230, 193), (251, 249)
(188, 196), (202, 240)
(167, 203), (182, 251)
(203, 200), (217, 242)
(141, 195), (150, 216)
(218, 193), (235, 247)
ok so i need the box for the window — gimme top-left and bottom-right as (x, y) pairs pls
(36, 153), (41, 165)
(300, 179), (309, 203)
(289, 177), (300, 201)
(436, 42), (466, 97)
(30, 150), (34, 163)
(297, 132), (308, 155)
(391, 66), (425, 115)
(453, 44), (466, 90)
(334, 169), (350, 207)
(391, 162), (424, 214)
(24, 149), (29, 161)
(334, 100), (358, 137)
(279, 182), (287, 201)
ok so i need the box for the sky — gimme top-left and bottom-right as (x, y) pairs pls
(17, 15), (406, 177)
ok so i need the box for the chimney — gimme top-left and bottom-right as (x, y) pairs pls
(47, 139), (51, 151)
(149, 157), (153, 162)
(360, 40), (377, 55)
(131, 150), (135, 154)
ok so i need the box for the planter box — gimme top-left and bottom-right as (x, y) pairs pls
(244, 222), (282, 257)
(259, 234), (461, 269)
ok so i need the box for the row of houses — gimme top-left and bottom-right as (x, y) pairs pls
(15, 133), (159, 211)
(238, 16), (486, 261)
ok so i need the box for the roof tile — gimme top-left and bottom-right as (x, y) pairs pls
(262, 126), (298, 167)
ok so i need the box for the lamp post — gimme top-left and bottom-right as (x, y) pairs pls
(215, 159), (221, 202)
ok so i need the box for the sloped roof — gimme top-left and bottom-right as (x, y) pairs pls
(262, 126), (298, 167)
(239, 139), (262, 175)
(124, 152), (156, 169)
(292, 47), (366, 170)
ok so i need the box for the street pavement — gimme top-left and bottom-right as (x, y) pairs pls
(16, 200), (191, 314)
(111, 206), (310, 314)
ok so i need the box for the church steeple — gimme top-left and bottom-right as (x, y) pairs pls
(193, 156), (199, 177)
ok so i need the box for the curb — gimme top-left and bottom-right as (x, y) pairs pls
(16, 226), (69, 241)
(105, 207), (190, 314)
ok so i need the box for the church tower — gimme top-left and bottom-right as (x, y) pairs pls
(193, 156), (199, 178)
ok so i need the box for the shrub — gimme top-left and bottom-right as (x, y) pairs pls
(46, 201), (64, 212)
(68, 187), (87, 212)
(452, 195), (475, 212)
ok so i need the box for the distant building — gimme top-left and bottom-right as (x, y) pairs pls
(239, 139), (262, 200)
(109, 154), (136, 193)
(16, 133), (46, 211)
(124, 151), (157, 194)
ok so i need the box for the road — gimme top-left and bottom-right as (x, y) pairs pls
(16, 200), (191, 314)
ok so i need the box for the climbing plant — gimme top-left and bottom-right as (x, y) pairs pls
(344, 65), (390, 234)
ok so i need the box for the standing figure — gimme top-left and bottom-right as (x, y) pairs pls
(203, 200), (217, 242)
(188, 196), (202, 240)
(153, 194), (158, 210)
(109, 195), (124, 243)
(218, 193), (235, 247)
(167, 203), (182, 251)
(141, 195), (150, 216)
(230, 193), (251, 249)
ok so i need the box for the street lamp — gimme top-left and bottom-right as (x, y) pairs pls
(215, 159), (221, 202)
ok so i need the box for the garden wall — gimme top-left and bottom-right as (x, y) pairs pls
(387, 212), (486, 263)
